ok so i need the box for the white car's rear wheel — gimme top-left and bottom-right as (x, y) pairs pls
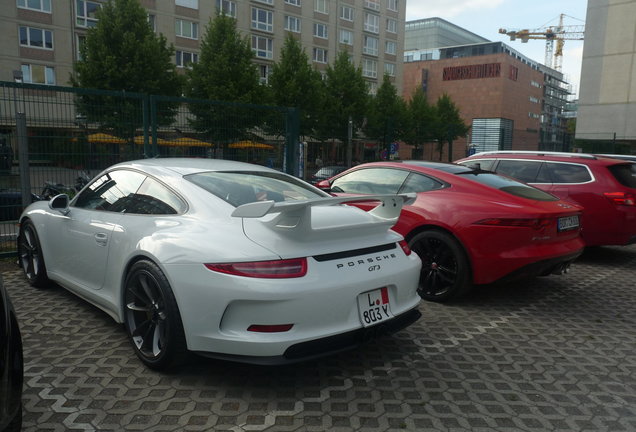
(124, 260), (187, 370)
(18, 220), (50, 288)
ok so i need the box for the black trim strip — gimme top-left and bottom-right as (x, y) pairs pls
(312, 242), (397, 262)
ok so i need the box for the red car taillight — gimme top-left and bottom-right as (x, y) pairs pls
(474, 218), (553, 230)
(604, 192), (636, 206)
(204, 258), (308, 278)
(398, 240), (412, 256)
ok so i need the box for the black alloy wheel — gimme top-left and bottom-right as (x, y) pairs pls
(124, 260), (187, 370)
(18, 220), (50, 288)
(408, 230), (471, 302)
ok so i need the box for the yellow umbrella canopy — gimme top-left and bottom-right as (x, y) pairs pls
(73, 132), (126, 144)
(163, 137), (213, 148)
(228, 140), (274, 150)
(133, 136), (169, 145)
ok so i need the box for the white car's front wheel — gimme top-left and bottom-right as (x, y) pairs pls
(18, 220), (50, 288)
(124, 260), (188, 370)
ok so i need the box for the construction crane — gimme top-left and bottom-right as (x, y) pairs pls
(498, 13), (584, 72)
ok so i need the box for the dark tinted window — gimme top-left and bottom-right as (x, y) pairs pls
(495, 160), (543, 183)
(608, 163), (636, 188)
(331, 168), (408, 194)
(459, 159), (495, 171)
(399, 172), (445, 193)
(535, 162), (552, 183)
(123, 177), (186, 214)
(456, 172), (558, 201)
(546, 163), (592, 183)
(74, 170), (146, 211)
(187, 171), (324, 207)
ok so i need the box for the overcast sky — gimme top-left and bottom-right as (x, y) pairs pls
(405, 0), (588, 97)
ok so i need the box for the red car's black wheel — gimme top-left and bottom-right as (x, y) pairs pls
(409, 230), (471, 302)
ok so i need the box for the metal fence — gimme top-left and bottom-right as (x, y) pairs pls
(0, 81), (299, 256)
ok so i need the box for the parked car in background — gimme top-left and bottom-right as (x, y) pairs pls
(18, 158), (422, 370)
(0, 275), (23, 432)
(316, 161), (585, 302)
(456, 151), (636, 246)
(309, 165), (347, 185)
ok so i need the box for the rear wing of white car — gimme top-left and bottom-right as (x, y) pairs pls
(232, 194), (415, 233)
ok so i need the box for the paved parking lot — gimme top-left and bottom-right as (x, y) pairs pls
(5, 245), (636, 432)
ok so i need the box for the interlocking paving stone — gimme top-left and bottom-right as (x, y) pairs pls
(4, 244), (636, 431)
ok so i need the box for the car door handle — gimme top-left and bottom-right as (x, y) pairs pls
(95, 232), (108, 246)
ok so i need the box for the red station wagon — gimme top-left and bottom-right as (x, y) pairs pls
(457, 151), (636, 246)
(317, 161), (585, 302)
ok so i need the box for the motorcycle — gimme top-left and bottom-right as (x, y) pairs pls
(40, 171), (91, 200)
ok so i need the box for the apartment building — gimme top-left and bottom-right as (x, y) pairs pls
(1, 0), (406, 94)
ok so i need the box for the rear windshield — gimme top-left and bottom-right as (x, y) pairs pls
(186, 171), (326, 207)
(456, 171), (558, 201)
(608, 163), (636, 188)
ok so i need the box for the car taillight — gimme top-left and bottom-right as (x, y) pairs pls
(604, 192), (636, 206)
(474, 218), (553, 230)
(398, 240), (412, 255)
(247, 324), (294, 333)
(204, 258), (307, 278)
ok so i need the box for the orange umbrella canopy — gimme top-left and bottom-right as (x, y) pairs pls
(163, 137), (213, 147)
(228, 140), (274, 150)
(73, 133), (126, 144)
(133, 136), (169, 145)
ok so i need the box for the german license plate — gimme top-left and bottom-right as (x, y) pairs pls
(558, 215), (580, 232)
(357, 287), (393, 327)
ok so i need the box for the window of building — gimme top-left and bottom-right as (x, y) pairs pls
(285, 0), (301, 5)
(340, 5), (354, 21)
(384, 62), (395, 76)
(314, 0), (328, 14)
(147, 14), (156, 32)
(531, 80), (542, 88)
(313, 47), (327, 63)
(364, 13), (379, 33)
(175, 19), (198, 39)
(367, 81), (378, 95)
(363, 35), (378, 56)
(529, 96), (539, 103)
(386, 18), (397, 33)
(362, 58), (377, 78)
(254, 0), (273, 4)
(364, 0), (380, 11)
(176, 50), (198, 68)
(76, 0), (100, 28)
(18, 0), (51, 13)
(21, 64), (55, 85)
(251, 7), (273, 32)
(385, 40), (396, 55)
(19, 26), (53, 49)
(252, 35), (273, 59)
(387, 0), (397, 11)
(259, 64), (271, 84)
(284, 15), (301, 33)
(216, 0), (236, 17)
(76, 34), (86, 60)
(339, 29), (353, 45)
(175, 0), (198, 9)
(313, 22), (328, 39)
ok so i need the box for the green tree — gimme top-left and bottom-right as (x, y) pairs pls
(403, 87), (437, 159)
(186, 12), (264, 143)
(364, 74), (407, 158)
(319, 51), (368, 164)
(268, 34), (324, 139)
(432, 94), (469, 162)
(71, 0), (182, 137)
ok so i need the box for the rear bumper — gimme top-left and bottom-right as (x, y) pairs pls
(194, 307), (421, 365)
(486, 250), (583, 285)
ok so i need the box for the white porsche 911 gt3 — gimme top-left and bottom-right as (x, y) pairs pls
(18, 158), (422, 369)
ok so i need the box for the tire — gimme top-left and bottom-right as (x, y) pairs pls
(408, 230), (471, 302)
(124, 260), (188, 370)
(18, 220), (50, 288)
(5, 403), (22, 432)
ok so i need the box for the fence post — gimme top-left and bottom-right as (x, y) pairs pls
(12, 81), (31, 208)
(285, 107), (299, 176)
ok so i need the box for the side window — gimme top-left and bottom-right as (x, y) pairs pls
(535, 162), (552, 183)
(546, 163), (592, 184)
(399, 172), (445, 193)
(331, 168), (409, 194)
(125, 177), (186, 214)
(495, 160), (542, 183)
(460, 159), (495, 171)
(74, 170), (146, 211)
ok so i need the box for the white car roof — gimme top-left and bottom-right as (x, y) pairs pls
(111, 158), (277, 176)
